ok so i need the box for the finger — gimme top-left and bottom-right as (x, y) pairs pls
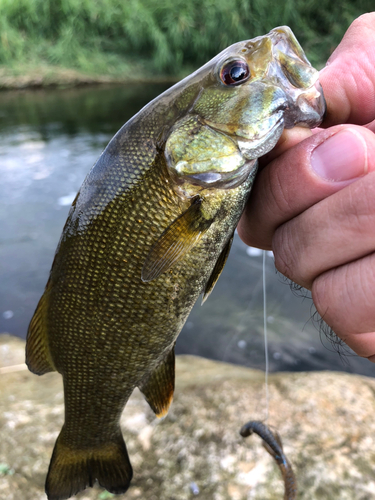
(273, 170), (375, 289)
(319, 13), (375, 127)
(365, 119), (375, 133)
(237, 125), (375, 250)
(260, 127), (313, 164)
(312, 252), (375, 360)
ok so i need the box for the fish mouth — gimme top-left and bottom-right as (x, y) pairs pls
(283, 81), (326, 129)
(207, 112), (285, 161)
(181, 113), (284, 190)
(235, 113), (285, 160)
(187, 157), (257, 190)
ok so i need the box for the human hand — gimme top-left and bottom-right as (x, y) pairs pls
(237, 13), (375, 361)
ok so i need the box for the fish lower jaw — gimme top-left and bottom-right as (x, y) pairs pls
(170, 158), (258, 198)
(237, 116), (285, 160)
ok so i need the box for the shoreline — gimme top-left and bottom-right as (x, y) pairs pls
(0, 65), (179, 91)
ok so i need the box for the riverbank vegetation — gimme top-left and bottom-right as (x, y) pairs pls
(0, 0), (373, 88)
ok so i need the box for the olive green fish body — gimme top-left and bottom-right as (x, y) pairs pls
(47, 140), (254, 439)
(26, 26), (326, 499)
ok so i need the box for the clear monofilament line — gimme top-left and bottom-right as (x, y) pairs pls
(263, 250), (269, 423)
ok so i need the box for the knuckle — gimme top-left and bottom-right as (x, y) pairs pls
(273, 224), (304, 285)
(346, 13), (375, 41)
(311, 271), (336, 324)
(269, 167), (294, 218)
(312, 269), (352, 341)
(312, 256), (375, 337)
(341, 179), (375, 235)
(273, 219), (316, 289)
(352, 13), (375, 31)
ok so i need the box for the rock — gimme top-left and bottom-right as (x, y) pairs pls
(1, 333), (375, 500)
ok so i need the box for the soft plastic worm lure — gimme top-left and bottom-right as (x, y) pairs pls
(240, 420), (297, 500)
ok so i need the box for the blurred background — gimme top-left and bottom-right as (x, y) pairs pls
(1, 0), (374, 376)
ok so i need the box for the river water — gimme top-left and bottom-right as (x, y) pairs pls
(0, 83), (372, 376)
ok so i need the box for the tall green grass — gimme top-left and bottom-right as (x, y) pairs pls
(0, 0), (373, 76)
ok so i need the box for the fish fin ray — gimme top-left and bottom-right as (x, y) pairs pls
(26, 287), (56, 375)
(141, 197), (212, 282)
(202, 232), (234, 304)
(45, 426), (132, 500)
(138, 346), (175, 418)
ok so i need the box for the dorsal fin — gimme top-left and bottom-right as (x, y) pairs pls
(141, 197), (213, 282)
(138, 346), (175, 418)
(26, 286), (56, 375)
(202, 232), (234, 304)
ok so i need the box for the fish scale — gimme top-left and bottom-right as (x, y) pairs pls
(26, 26), (326, 499)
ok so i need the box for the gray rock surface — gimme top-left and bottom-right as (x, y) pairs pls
(1, 333), (375, 500)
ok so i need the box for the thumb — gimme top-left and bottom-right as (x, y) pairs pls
(320, 13), (375, 127)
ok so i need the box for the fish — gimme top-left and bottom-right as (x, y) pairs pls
(26, 26), (326, 500)
(240, 420), (297, 500)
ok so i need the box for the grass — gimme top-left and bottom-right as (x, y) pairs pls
(0, 0), (373, 87)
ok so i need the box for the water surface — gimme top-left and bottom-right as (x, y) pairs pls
(0, 84), (372, 376)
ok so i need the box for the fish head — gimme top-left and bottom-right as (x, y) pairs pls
(164, 26), (326, 196)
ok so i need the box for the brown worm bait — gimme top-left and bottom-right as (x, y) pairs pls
(240, 420), (297, 500)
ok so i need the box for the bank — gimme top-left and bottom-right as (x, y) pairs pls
(0, 64), (179, 90)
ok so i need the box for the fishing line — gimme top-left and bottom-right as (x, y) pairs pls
(263, 250), (269, 423)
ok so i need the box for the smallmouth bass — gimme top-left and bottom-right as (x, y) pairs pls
(26, 27), (325, 499)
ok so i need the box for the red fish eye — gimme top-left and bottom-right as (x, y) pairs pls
(220, 60), (250, 85)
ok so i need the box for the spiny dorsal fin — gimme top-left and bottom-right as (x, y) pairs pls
(138, 346), (175, 418)
(202, 232), (234, 304)
(26, 287), (56, 375)
(141, 197), (212, 282)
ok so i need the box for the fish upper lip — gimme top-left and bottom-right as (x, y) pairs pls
(204, 112), (285, 161)
(206, 111), (284, 144)
(235, 113), (284, 143)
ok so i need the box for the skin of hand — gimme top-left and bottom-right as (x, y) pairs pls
(237, 13), (375, 362)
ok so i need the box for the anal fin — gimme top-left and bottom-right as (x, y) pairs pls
(138, 346), (175, 418)
(26, 287), (56, 375)
(202, 232), (234, 304)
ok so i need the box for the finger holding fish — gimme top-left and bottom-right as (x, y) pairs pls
(317, 13), (375, 128)
(238, 124), (375, 251)
(238, 126), (375, 359)
(238, 12), (375, 361)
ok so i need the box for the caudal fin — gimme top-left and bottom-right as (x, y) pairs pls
(45, 428), (133, 500)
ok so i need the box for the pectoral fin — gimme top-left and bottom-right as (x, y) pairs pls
(141, 197), (213, 282)
(202, 233), (234, 304)
(26, 286), (56, 375)
(138, 346), (175, 418)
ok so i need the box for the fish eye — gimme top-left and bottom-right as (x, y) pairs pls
(220, 60), (250, 86)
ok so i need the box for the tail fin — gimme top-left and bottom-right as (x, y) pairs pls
(45, 428), (133, 500)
